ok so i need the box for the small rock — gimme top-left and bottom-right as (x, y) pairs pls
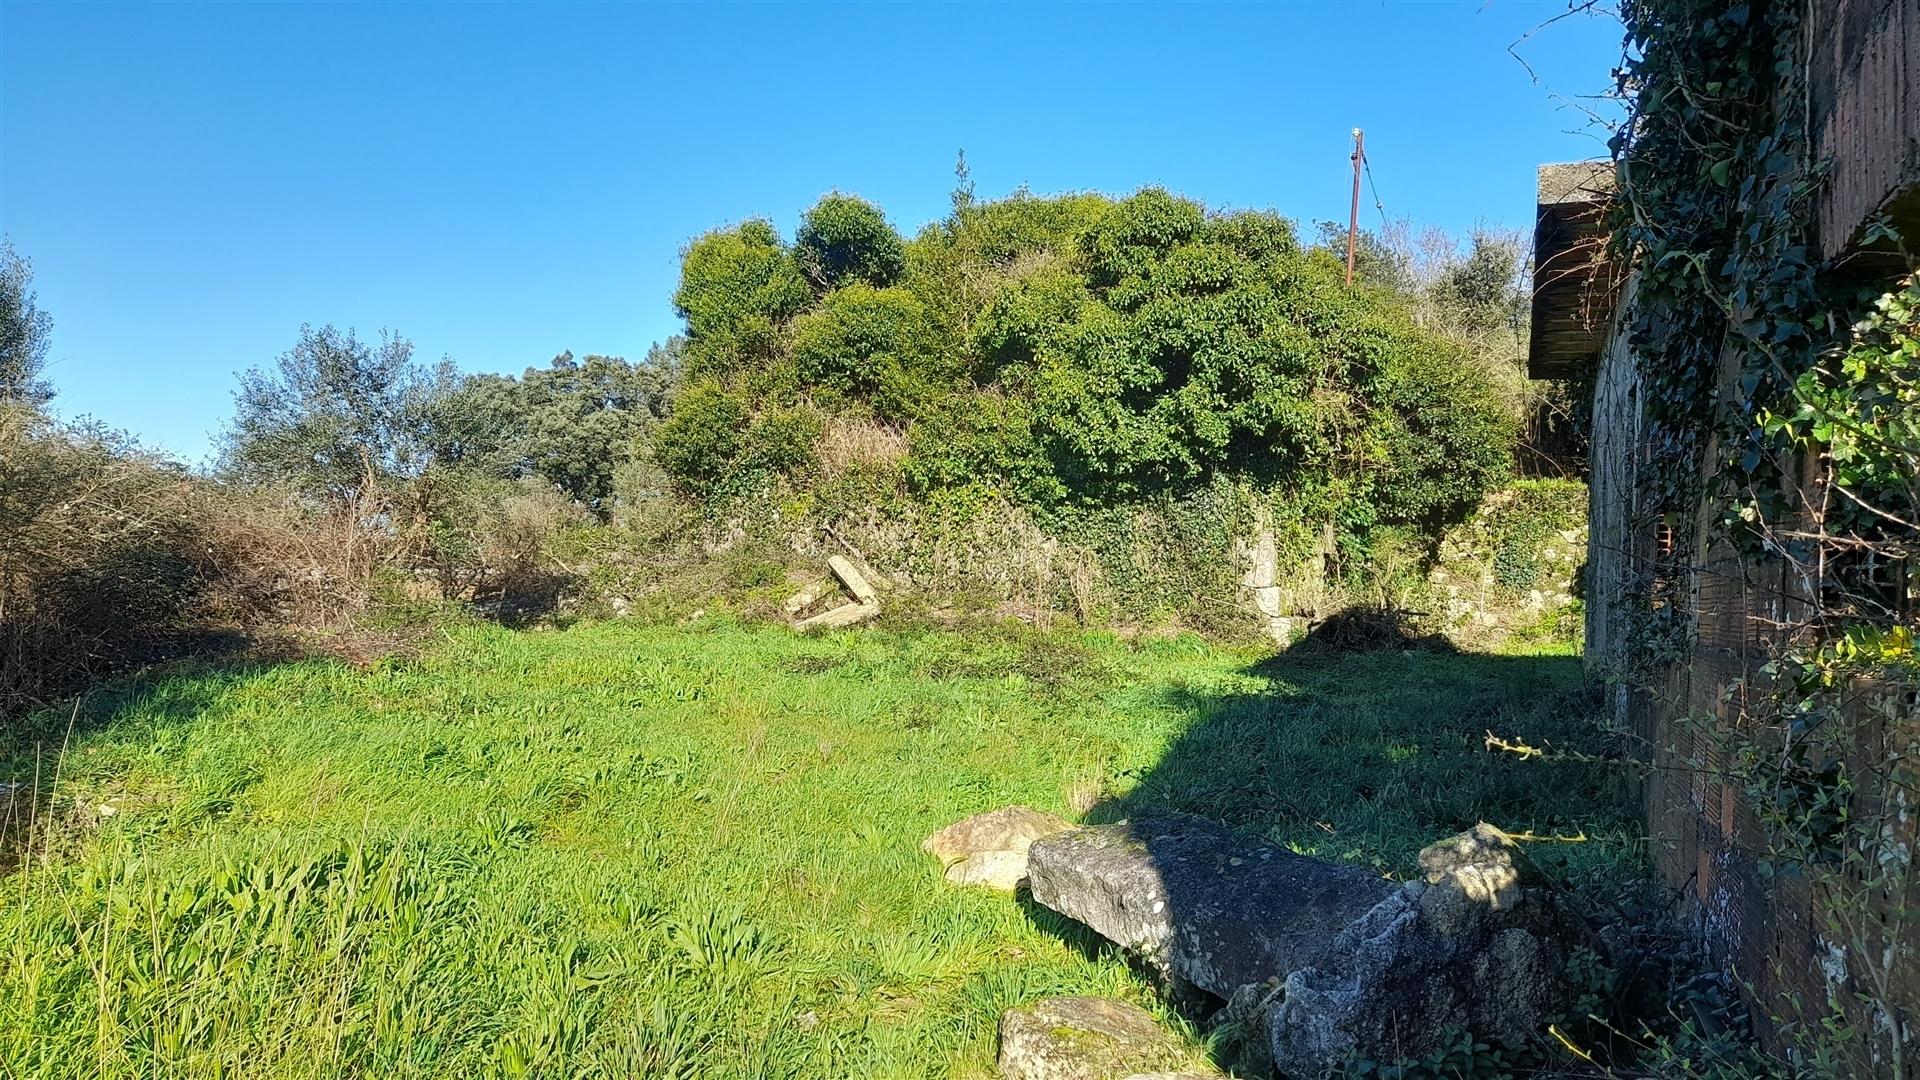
(1416, 821), (1542, 936)
(1025, 812), (1393, 997)
(1419, 822), (1538, 908)
(924, 806), (1072, 892)
(997, 997), (1189, 1080)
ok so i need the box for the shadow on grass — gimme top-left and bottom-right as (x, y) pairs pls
(0, 633), (324, 871)
(1086, 642), (1631, 877)
(1031, 630), (1638, 1071)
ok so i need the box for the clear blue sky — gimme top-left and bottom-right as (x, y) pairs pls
(1, 1), (1622, 465)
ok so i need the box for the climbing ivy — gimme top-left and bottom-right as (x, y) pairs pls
(1612, 0), (1918, 1072)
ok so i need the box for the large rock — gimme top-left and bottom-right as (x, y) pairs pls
(1266, 824), (1576, 1078)
(923, 806), (1073, 891)
(997, 997), (1197, 1080)
(1025, 813), (1395, 998)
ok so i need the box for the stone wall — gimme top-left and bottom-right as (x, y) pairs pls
(1425, 481), (1587, 645)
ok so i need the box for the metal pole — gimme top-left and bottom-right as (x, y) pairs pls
(1346, 128), (1364, 288)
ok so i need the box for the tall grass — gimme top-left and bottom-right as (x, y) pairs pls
(0, 620), (1631, 1078)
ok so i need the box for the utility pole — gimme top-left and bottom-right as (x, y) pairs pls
(1346, 128), (1364, 288)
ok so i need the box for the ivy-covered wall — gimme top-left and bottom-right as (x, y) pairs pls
(1593, 0), (1920, 1070)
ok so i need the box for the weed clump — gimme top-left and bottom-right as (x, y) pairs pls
(1291, 608), (1457, 655)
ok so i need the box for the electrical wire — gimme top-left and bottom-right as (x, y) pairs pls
(1361, 151), (1389, 231)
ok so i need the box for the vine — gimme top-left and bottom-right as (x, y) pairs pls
(1612, 0), (1918, 1073)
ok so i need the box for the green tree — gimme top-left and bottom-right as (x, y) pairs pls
(1428, 228), (1528, 340)
(794, 193), (906, 291)
(435, 340), (683, 515)
(1311, 221), (1414, 294)
(976, 188), (1511, 516)
(673, 220), (811, 378)
(223, 325), (455, 508)
(0, 241), (54, 410)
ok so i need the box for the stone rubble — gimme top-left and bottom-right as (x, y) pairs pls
(789, 554), (882, 630)
(997, 996), (1212, 1080)
(923, 805), (1073, 892)
(1018, 814), (1578, 1079)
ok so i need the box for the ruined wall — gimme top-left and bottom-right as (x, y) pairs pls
(1633, 576), (1918, 1068)
(1582, 280), (1643, 679)
(1593, 329), (1920, 1067)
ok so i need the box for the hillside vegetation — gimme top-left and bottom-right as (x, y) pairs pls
(2, 187), (1561, 718)
(658, 187), (1515, 533)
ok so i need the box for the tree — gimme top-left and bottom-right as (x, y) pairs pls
(1311, 221), (1414, 295)
(950, 149), (976, 220)
(0, 241), (54, 410)
(973, 188), (1514, 517)
(434, 339), (683, 515)
(1427, 228), (1528, 340)
(223, 325), (455, 508)
(794, 193), (906, 291)
(674, 221), (812, 378)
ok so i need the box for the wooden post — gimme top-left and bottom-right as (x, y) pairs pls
(1346, 128), (1364, 288)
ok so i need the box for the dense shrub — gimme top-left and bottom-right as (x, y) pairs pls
(664, 186), (1517, 545)
(0, 410), (367, 722)
(673, 220), (812, 379)
(788, 284), (948, 418)
(650, 386), (821, 501)
(793, 193), (905, 290)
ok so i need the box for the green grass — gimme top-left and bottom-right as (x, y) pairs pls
(0, 618), (1636, 1079)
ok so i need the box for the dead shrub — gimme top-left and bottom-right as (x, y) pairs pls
(193, 486), (384, 629)
(815, 415), (909, 482)
(0, 408), (410, 722)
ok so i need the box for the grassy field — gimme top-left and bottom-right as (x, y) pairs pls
(0, 618), (1635, 1079)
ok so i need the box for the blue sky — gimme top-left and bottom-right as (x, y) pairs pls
(1, 1), (1622, 465)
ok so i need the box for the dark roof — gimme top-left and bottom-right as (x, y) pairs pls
(1527, 161), (1623, 380)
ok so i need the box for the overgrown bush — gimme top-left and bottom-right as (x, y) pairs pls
(0, 410), (206, 716)
(0, 411), (371, 723)
(658, 186), (1520, 579)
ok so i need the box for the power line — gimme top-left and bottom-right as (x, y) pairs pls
(1361, 150), (1389, 231)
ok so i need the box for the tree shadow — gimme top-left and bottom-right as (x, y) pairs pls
(1027, 633), (1638, 1071)
(1087, 643), (1630, 878)
(0, 631), (330, 873)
